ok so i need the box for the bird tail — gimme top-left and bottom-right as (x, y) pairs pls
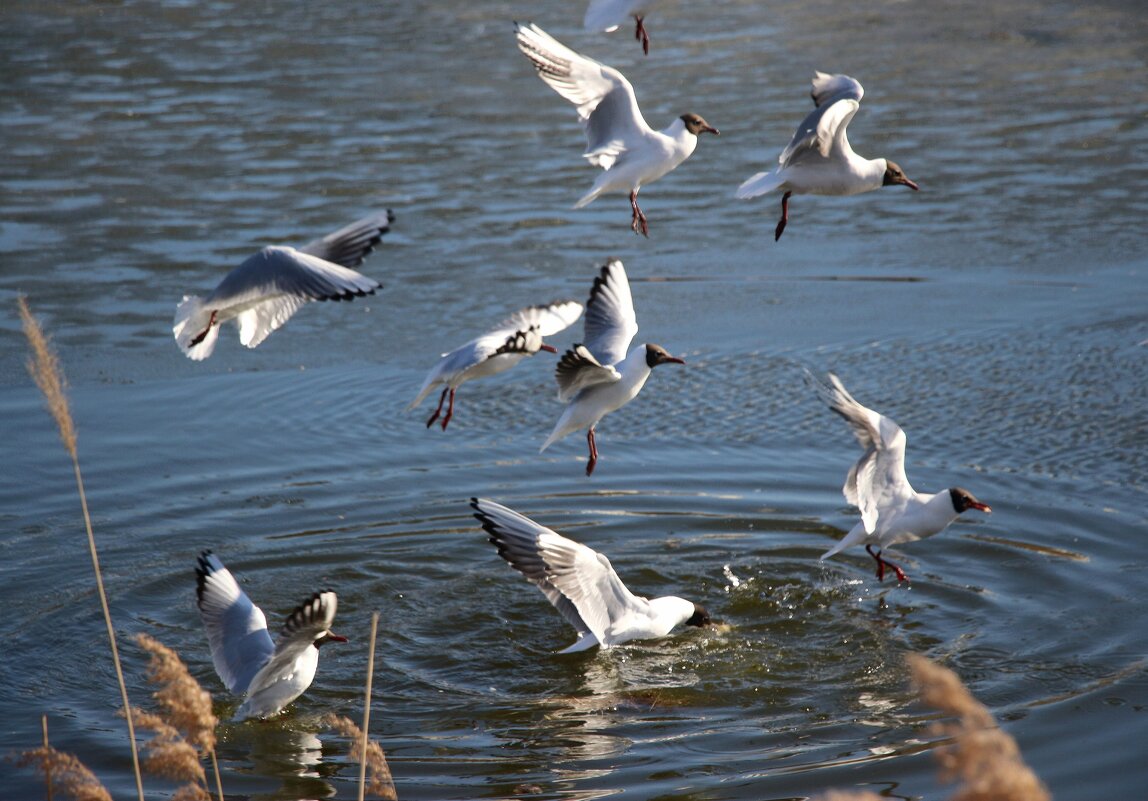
(735, 170), (785, 199)
(820, 523), (868, 560)
(172, 295), (219, 361)
(573, 185), (604, 209)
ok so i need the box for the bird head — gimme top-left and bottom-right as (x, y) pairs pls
(680, 113), (719, 137)
(883, 160), (919, 190)
(949, 487), (991, 515)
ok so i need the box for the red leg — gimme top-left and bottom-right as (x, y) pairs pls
(426, 387), (448, 429)
(440, 387), (456, 431)
(629, 191), (649, 237)
(775, 191), (792, 241)
(635, 16), (649, 55)
(585, 428), (599, 476)
(188, 310), (218, 347)
(866, 544), (909, 583)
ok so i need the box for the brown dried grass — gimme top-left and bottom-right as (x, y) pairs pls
(19, 296), (145, 801)
(18, 717), (112, 801)
(908, 654), (1051, 801)
(131, 634), (224, 801)
(323, 714), (398, 800)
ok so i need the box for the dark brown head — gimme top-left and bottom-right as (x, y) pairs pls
(686, 603), (711, 627)
(949, 487), (991, 515)
(883, 160), (919, 190)
(680, 113), (719, 137)
(645, 343), (685, 369)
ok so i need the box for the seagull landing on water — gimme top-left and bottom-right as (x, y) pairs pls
(540, 259), (685, 476)
(583, 0), (661, 55)
(736, 73), (918, 241)
(173, 211), (393, 360)
(472, 498), (711, 652)
(409, 300), (584, 430)
(195, 551), (346, 720)
(807, 372), (991, 583)
(515, 22), (718, 237)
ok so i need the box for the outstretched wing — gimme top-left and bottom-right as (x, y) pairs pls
(515, 22), (652, 169)
(298, 210), (395, 269)
(582, 259), (638, 366)
(555, 344), (622, 402)
(195, 551), (274, 695)
(808, 370), (913, 533)
(778, 73), (864, 168)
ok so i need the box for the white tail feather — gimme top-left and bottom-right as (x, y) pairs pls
(735, 170), (786, 199)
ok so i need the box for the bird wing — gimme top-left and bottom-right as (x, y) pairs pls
(298, 210), (395, 269)
(584, 0), (645, 32)
(809, 371), (912, 533)
(496, 300), (585, 338)
(777, 73), (864, 168)
(515, 22), (652, 169)
(473, 498), (645, 648)
(248, 591), (337, 688)
(195, 551), (274, 695)
(555, 344), (622, 402)
(582, 259), (638, 367)
(207, 246), (380, 348)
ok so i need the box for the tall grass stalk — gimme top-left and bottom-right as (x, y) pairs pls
(18, 715), (113, 801)
(359, 611), (380, 801)
(18, 296), (145, 801)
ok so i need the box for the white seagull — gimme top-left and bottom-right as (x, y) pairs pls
(809, 372), (991, 583)
(584, 0), (661, 55)
(736, 73), (918, 240)
(173, 210), (393, 360)
(472, 497), (711, 652)
(515, 22), (718, 237)
(410, 300), (584, 430)
(541, 260), (684, 476)
(195, 551), (346, 720)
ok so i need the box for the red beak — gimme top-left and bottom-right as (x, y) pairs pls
(540, 343), (557, 353)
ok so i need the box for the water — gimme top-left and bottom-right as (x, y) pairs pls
(2, 0), (1146, 798)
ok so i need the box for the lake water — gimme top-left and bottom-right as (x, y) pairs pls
(2, 0), (1146, 799)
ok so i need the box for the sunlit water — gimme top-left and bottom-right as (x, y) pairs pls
(2, 1), (1146, 799)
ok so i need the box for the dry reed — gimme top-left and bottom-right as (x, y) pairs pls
(908, 653), (1051, 801)
(323, 611), (397, 801)
(17, 716), (113, 801)
(131, 633), (224, 801)
(18, 296), (145, 801)
(324, 714), (398, 800)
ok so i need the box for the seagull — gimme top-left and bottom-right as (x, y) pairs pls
(410, 300), (584, 430)
(540, 259), (684, 476)
(195, 551), (346, 720)
(736, 73), (918, 240)
(471, 497), (711, 652)
(584, 0), (660, 55)
(173, 210), (393, 360)
(515, 22), (718, 237)
(808, 372), (991, 583)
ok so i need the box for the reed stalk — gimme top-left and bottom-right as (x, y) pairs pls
(18, 715), (113, 801)
(18, 297), (145, 801)
(323, 611), (397, 799)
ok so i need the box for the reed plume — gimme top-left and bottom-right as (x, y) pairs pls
(323, 608), (397, 800)
(131, 633), (223, 801)
(18, 716), (113, 801)
(18, 296), (145, 801)
(323, 714), (397, 800)
(908, 654), (1050, 801)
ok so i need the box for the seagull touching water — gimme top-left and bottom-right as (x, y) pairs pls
(173, 210), (393, 360)
(736, 73), (917, 240)
(195, 551), (346, 720)
(515, 22), (718, 237)
(410, 300), (584, 430)
(472, 497), (710, 652)
(808, 372), (991, 583)
(541, 260), (684, 476)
